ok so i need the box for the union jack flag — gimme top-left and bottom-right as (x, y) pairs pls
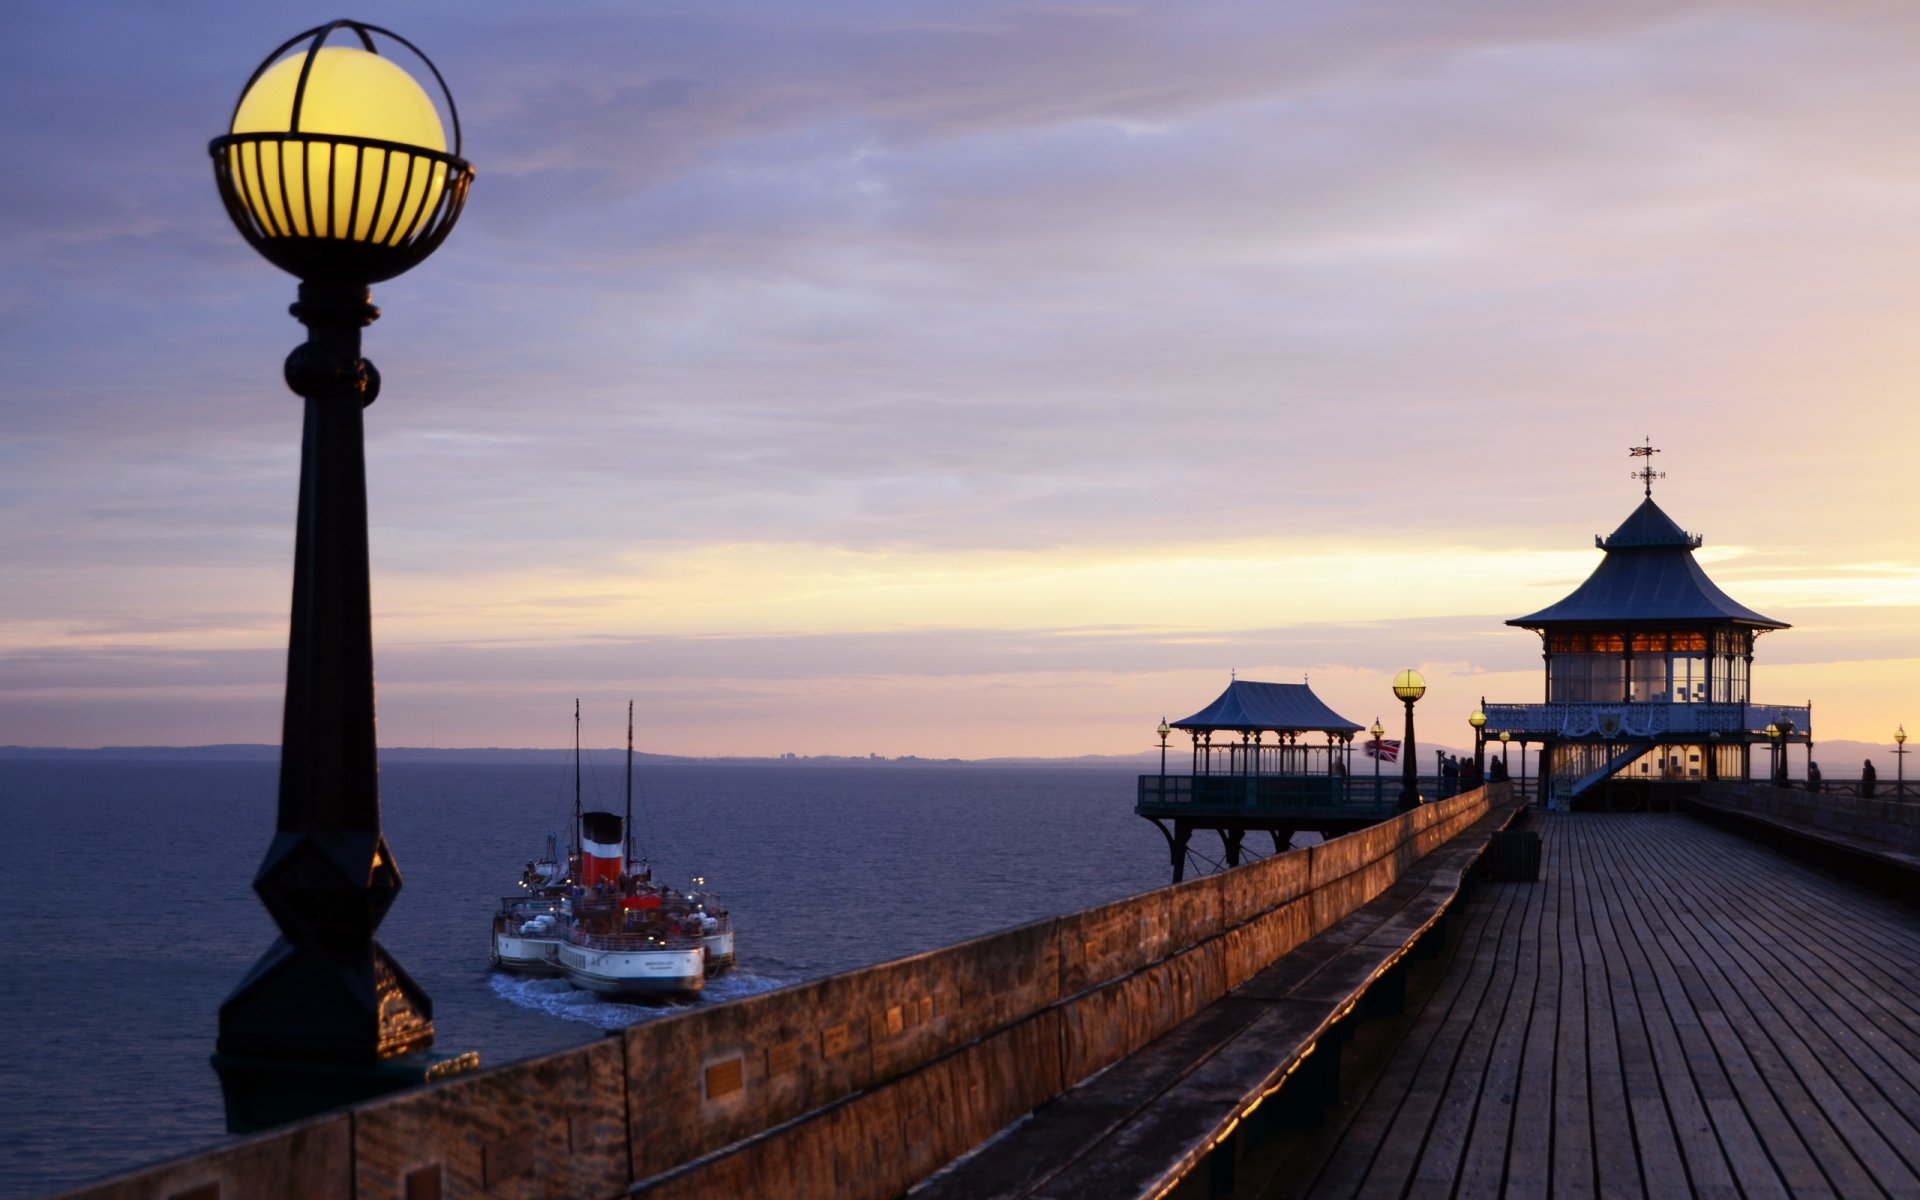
(1364, 738), (1401, 763)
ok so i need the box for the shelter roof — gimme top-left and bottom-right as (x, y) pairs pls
(1171, 680), (1363, 735)
(1508, 498), (1788, 630)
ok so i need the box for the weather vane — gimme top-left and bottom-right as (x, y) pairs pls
(1629, 438), (1663, 498)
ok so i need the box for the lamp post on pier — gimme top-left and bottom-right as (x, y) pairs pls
(207, 21), (477, 1131)
(1469, 706), (1487, 778)
(1498, 729), (1511, 782)
(1370, 718), (1384, 806)
(1392, 670), (1425, 811)
(1896, 725), (1908, 796)
(1157, 718), (1171, 778)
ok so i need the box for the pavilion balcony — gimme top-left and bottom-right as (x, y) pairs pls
(1480, 701), (1811, 742)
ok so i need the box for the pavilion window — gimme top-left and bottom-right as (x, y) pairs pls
(1549, 651), (1628, 702)
(1670, 653), (1707, 703)
(1628, 653), (1668, 701)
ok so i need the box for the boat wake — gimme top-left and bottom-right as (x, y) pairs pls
(489, 969), (792, 1030)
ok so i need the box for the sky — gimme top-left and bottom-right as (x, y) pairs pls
(4, 0), (1920, 759)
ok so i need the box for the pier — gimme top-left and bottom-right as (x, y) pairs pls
(56, 783), (1920, 1190)
(54, 780), (1920, 1200)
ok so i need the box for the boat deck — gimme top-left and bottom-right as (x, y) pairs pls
(1256, 812), (1920, 1198)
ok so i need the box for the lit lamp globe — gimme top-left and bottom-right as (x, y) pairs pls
(1392, 670), (1426, 702)
(211, 22), (473, 285)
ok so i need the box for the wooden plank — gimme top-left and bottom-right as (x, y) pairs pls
(1551, 817), (1597, 1198)
(1561, 820), (1642, 1200)
(1502, 817), (1565, 1199)
(1582, 814), (1735, 1198)
(1632, 821), (1919, 1195)
(1416, 852), (1547, 1199)
(1266, 811), (1920, 1200)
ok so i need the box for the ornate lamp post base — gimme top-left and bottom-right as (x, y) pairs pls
(212, 1048), (481, 1133)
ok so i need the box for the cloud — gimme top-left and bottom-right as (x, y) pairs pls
(6, 1), (1920, 750)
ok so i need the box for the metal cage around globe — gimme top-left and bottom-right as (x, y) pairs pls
(209, 20), (474, 284)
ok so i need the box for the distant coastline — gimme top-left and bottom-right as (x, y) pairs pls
(0, 743), (1161, 768)
(8, 739), (1885, 776)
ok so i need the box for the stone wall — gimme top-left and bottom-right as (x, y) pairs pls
(57, 785), (1500, 1200)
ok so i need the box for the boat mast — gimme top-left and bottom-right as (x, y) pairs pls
(625, 699), (636, 865)
(571, 698), (581, 867)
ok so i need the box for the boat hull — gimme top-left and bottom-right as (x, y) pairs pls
(701, 929), (736, 973)
(557, 943), (705, 995)
(492, 932), (563, 975)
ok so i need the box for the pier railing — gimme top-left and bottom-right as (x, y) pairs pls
(1481, 700), (1811, 739)
(57, 786), (1503, 1200)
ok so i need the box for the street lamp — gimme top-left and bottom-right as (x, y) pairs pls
(1896, 725), (1908, 796)
(1157, 718), (1171, 777)
(1469, 706), (1487, 779)
(1764, 722), (1781, 786)
(1498, 728), (1511, 781)
(208, 22), (475, 1132)
(1370, 718), (1385, 805)
(1392, 669), (1425, 811)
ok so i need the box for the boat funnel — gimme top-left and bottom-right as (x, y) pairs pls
(579, 811), (625, 886)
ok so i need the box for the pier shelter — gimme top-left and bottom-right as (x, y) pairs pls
(1137, 679), (1380, 880)
(1484, 479), (1808, 808)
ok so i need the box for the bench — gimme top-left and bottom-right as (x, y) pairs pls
(1683, 791), (1920, 908)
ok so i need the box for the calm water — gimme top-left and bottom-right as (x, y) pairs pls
(0, 758), (1164, 1198)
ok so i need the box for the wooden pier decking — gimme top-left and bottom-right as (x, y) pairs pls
(1257, 812), (1920, 1199)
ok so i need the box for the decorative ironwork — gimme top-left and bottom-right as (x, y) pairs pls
(1629, 438), (1664, 498)
(209, 21), (474, 285)
(1481, 701), (1810, 740)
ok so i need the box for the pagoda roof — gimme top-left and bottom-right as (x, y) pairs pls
(1508, 497), (1788, 630)
(1171, 680), (1363, 735)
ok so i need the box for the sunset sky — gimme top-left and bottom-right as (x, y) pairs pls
(4, 1), (1919, 758)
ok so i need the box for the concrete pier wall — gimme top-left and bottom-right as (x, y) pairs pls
(58, 786), (1498, 1200)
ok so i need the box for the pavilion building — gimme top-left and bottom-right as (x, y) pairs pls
(1483, 472), (1808, 807)
(1136, 679), (1375, 881)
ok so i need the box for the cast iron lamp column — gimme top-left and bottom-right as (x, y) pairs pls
(1158, 718), (1171, 778)
(1469, 706), (1487, 779)
(1896, 725), (1908, 796)
(1369, 718), (1385, 805)
(1392, 670), (1425, 811)
(208, 21), (476, 1132)
(1765, 722), (1782, 786)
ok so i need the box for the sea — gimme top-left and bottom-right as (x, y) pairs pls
(0, 757), (1171, 1199)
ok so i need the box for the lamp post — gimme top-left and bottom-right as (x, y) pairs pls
(1392, 670), (1425, 811)
(1157, 718), (1171, 778)
(1498, 729), (1511, 781)
(208, 22), (476, 1132)
(1469, 706), (1487, 779)
(1778, 718), (1795, 787)
(1896, 725), (1908, 796)
(1764, 722), (1781, 786)
(1370, 718), (1384, 806)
